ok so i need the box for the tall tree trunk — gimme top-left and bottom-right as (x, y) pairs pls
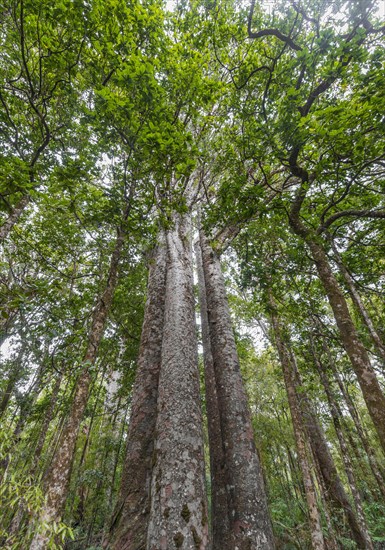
(199, 230), (274, 550)
(101, 397), (130, 547)
(0, 194), (30, 243)
(29, 230), (124, 550)
(289, 207), (385, 452)
(329, 238), (385, 362)
(307, 239), (385, 452)
(292, 359), (369, 549)
(312, 457), (339, 550)
(284, 444), (303, 505)
(195, 239), (230, 550)
(72, 364), (108, 526)
(147, 215), (209, 550)
(109, 231), (167, 550)
(269, 298), (325, 550)
(327, 353), (385, 499)
(311, 346), (373, 549)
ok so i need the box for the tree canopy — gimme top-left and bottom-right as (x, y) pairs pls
(1, 0), (385, 548)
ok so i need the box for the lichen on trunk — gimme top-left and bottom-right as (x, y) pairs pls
(199, 230), (274, 550)
(110, 231), (167, 550)
(195, 238), (231, 550)
(147, 214), (209, 550)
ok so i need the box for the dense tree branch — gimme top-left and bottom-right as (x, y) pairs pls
(248, 0), (302, 51)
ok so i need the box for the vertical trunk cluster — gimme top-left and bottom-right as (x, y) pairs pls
(110, 231), (167, 550)
(198, 230), (274, 550)
(195, 240), (230, 550)
(307, 240), (385, 453)
(324, 344), (385, 500)
(147, 215), (209, 549)
(111, 215), (209, 550)
(329, 239), (385, 363)
(30, 231), (125, 550)
(311, 349), (373, 549)
(267, 291), (370, 548)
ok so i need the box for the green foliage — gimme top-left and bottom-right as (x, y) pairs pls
(1, 0), (385, 547)
(0, 428), (74, 549)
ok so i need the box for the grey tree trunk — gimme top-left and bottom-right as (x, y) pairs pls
(292, 359), (369, 549)
(29, 230), (125, 550)
(0, 373), (18, 417)
(110, 231), (167, 550)
(195, 239), (231, 550)
(200, 230), (274, 550)
(312, 457), (339, 550)
(0, 347), (25, 417)
(269, 298), (325, 550)
(34, 372), (63, 465)
(147, 214), (209, 550)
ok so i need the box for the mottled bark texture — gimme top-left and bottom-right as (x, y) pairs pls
(147, 214), (209, 550)
(293, 363), (368, 549)
(0, 194), (30, 243)
(30, 231), (124, 550)
(195, 239), (231, 550)
(269, 299), (325, 550)
(290, 202), (385, 453)
(307, 239), (385, 453)
(110, 232), (167, 550)
(200, 230), (274, 550)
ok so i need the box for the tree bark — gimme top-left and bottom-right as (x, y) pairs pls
(0, 194), (30, 243)
(311, 456), (339, 550)
(329, 238), (385, 363)
(292, 359), (369, 549)
(110, 231), (167, 550)
(321, 339), (385, 500)
(147, 214), (209, 550)
(289, 204), (385, 453)
(195, 238), (231, 550)
(200, 230), (274, 550)
(308, 240), (385, 452)
(311, 347), (373, 549)
(269, 299), (325, 550)
(29, 230), (124, 550)
(0, 375), (17, 417)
